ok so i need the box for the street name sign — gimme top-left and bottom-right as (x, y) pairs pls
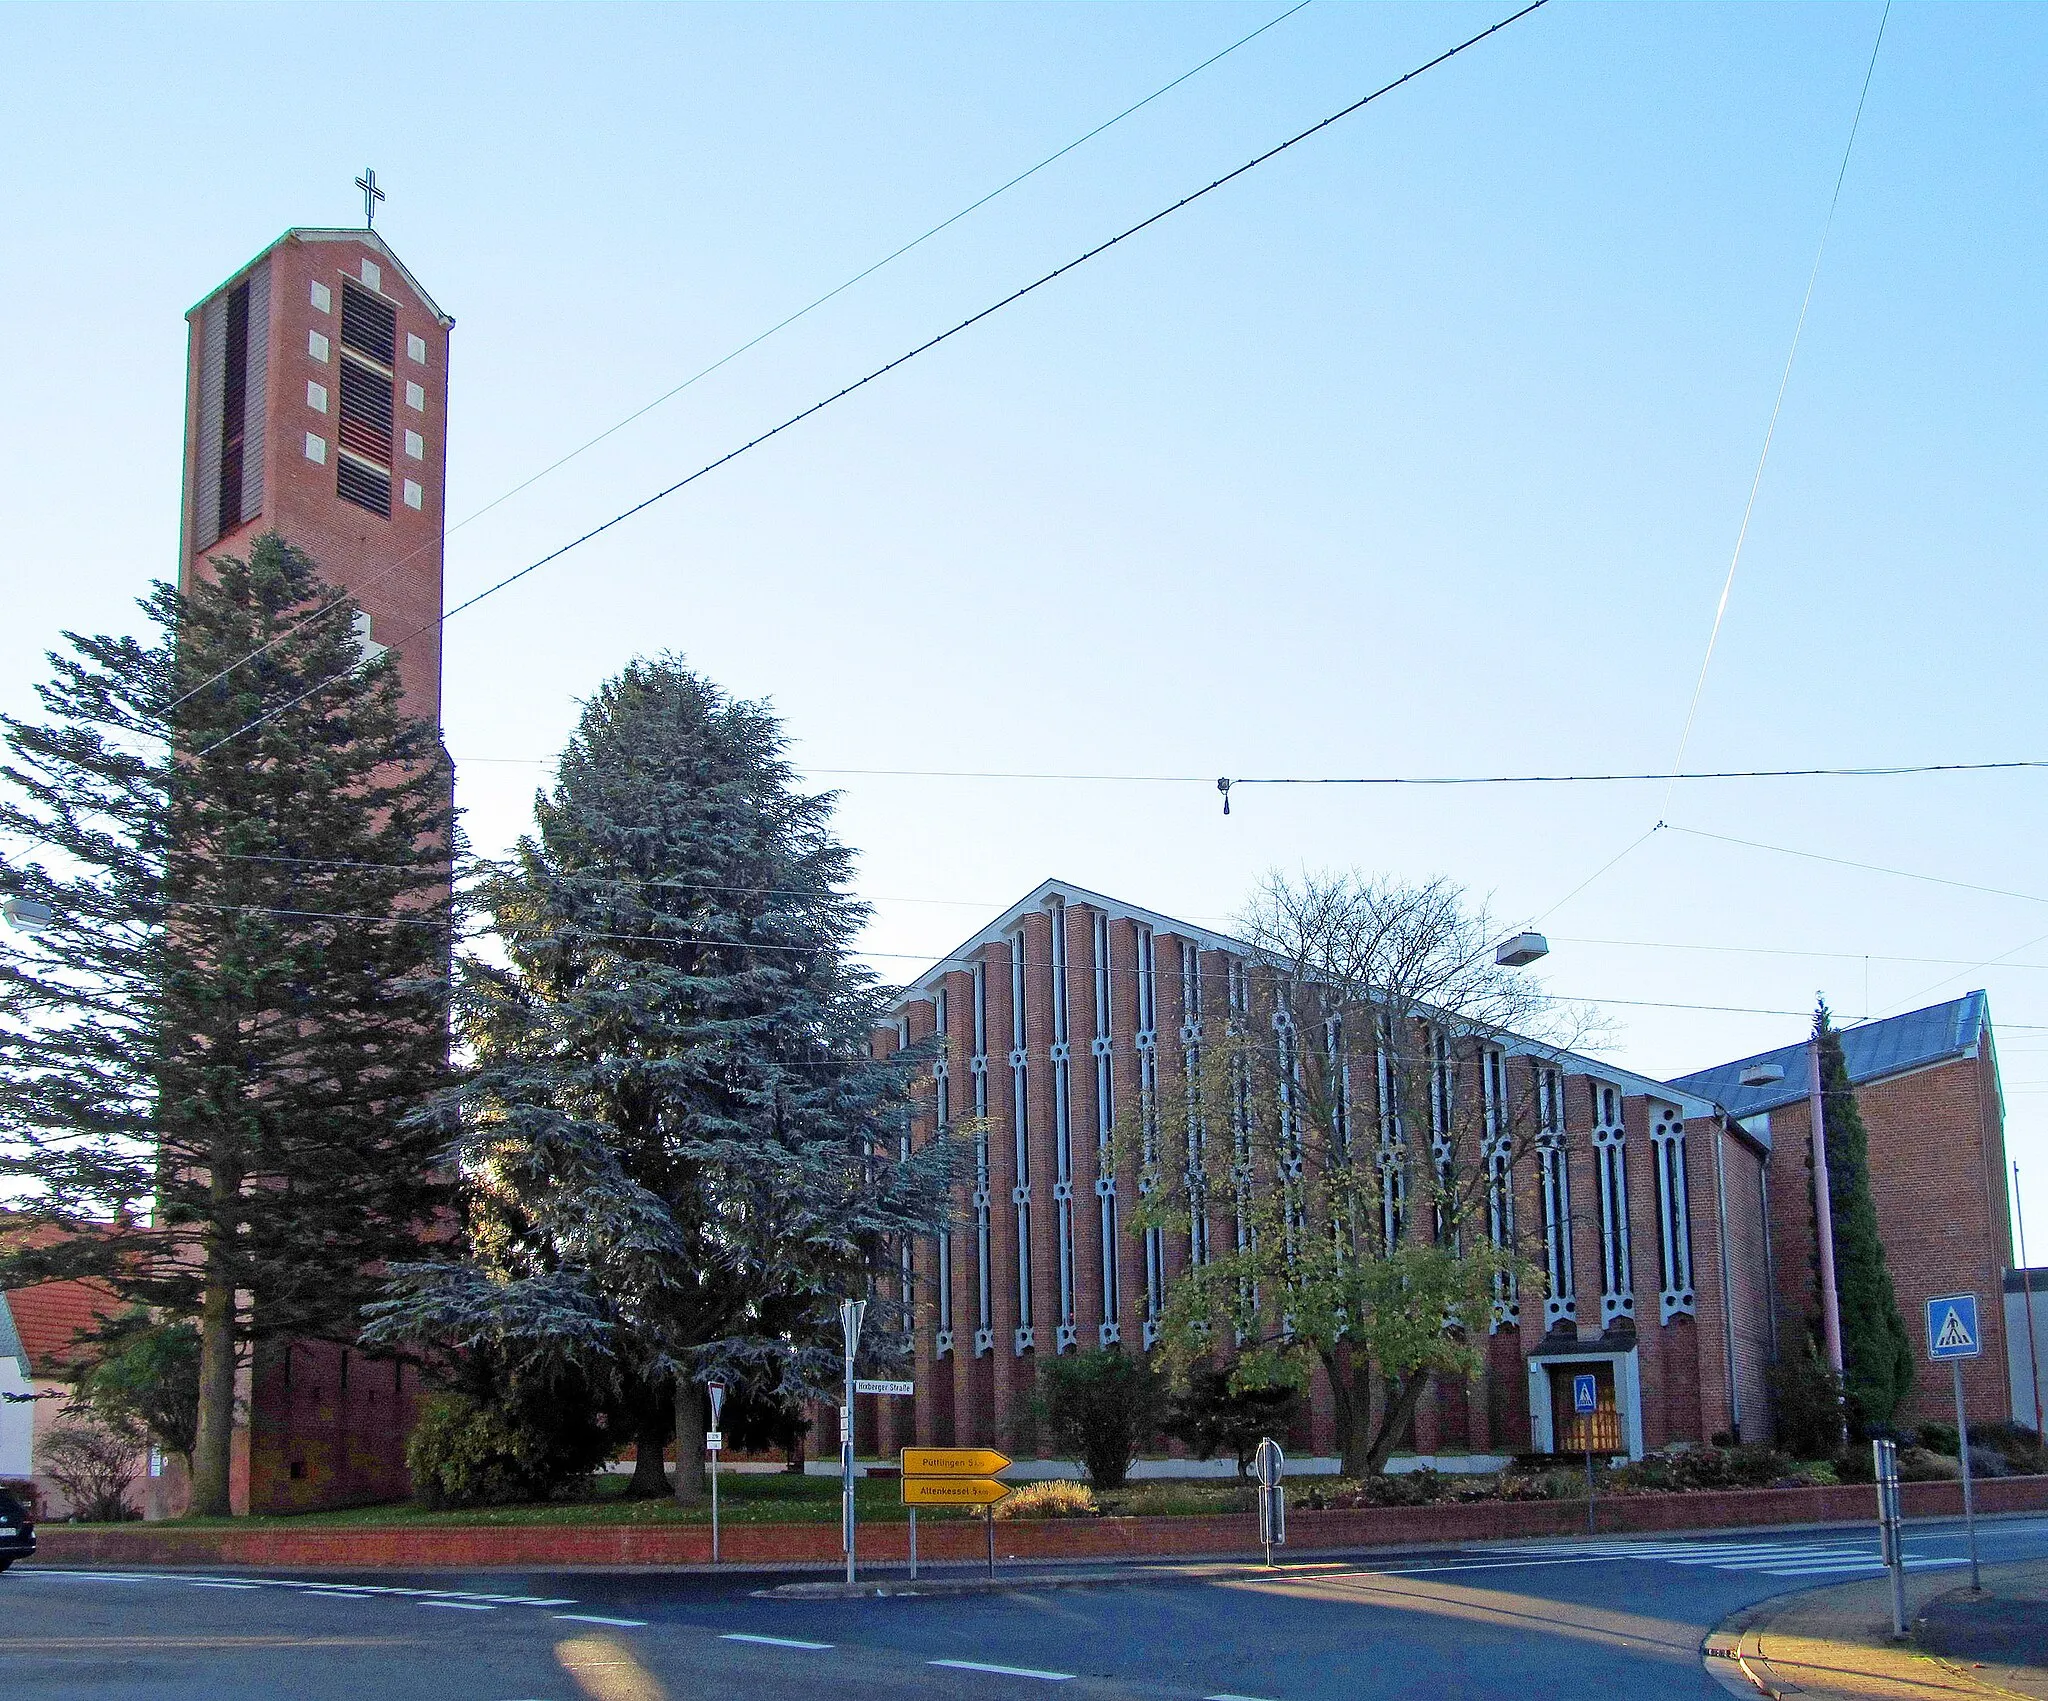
(854, 1378), (915, 1397)
(902, 1476), (1010, 1507)
(901, 1448), (1011, 1477)
(1928, 1293), (1982, 1361)
(705, 1430), (723, 1452)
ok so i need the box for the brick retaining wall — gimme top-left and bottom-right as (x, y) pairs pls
(30, 1474), (2048, 1571)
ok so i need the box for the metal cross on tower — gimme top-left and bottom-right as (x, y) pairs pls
(355, 168), (385, 229)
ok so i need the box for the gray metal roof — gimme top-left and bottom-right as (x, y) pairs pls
(1667, 991), (1990, 1119)
(0, 1291), (25, 1373)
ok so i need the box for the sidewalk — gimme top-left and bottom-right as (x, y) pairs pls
(1706, 1561), (2048, 1700)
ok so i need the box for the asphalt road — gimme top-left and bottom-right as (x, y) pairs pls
(8, 1514), (2048, 1700)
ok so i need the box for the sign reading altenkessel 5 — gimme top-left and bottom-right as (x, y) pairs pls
(1927, 1293), (1982, 1362)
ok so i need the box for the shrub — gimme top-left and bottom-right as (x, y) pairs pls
(1038, 1350), (1163, 1490)
(1968, 1421), (2048, 1474)
(1898, 1446), (1961, 1483)
(1834, 1445), (1876, 1484)
(1966, 1445), (2012, 1479)
(40, 1421), (141, 1521)
(406, 1392), (583, 1509)
(1162, 1364), (1301, 1478)
(1770, 1332), (1847, 1459)
(991, 1480), (1098, 1520)
(1916, 1422), (1960, 1457)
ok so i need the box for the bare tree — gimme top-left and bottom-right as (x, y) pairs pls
(1133, 871), (1598, 1478)
(39, 1418), (142, 1522)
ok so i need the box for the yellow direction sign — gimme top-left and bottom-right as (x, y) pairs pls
(902, 1476), (1010, 1508)
(900, 1447), (1011, 1477)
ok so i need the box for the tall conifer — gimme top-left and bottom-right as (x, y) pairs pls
(1813, 999), (1915, 1429)
(368, 657), (953, 1503)
(0, 535), (457, 1515)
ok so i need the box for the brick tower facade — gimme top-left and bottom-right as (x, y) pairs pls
(180, 226), (451, 725)
(171, 224), (453, 1515)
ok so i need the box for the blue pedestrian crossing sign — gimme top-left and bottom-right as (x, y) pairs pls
(1572, 1372), (1598, 1414)
(1927, 1293), (1981, 1361)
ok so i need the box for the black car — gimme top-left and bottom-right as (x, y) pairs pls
(0, 1484), (36, 1571)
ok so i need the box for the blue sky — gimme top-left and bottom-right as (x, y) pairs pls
(4, 4), (2046, 1224)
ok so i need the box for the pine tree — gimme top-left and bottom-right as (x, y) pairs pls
(366, 657), (954, 1504)
(0, 535), (457, 1515)
(1813, 1000), (1915, 1430)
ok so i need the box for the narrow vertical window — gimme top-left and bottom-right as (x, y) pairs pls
(1593, 1082), (1634, 1328)
(1091, 911), (1120, 1344)
(1009, 931), (1034, 1353)
(1538, 1066), (1576, 1329)
(336, 280), (396, 516)
(1375, 1016), (1407, 1251)
(217, 281), (249, 529)
(970, 961), (994, 1356)
(1428, 1027), (1456, 1251)
(1047, 900), (1078, 1352)
(1651, 1103), (1694, 1321)
(934, 988), (954, 1357)
(1134, 923), (1164, 1348)
(1482, 1048), (1519, 1330)
(1227, 956), (1256, 1342)
(1181, 942), (1208, 1270)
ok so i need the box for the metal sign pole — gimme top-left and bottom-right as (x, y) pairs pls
(909, 1507), (918, 1582)
(708, 1381), (726, 1565)
(1954, 1358), (1980, 1591)
(841, 1298), (865, 1587)
(1875, 1437), (1906, 1638)
(987, 1506), (996, 1579)
(1254, 1438), (1287, 1569)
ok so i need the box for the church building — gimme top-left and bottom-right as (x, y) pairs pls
(858, 879), (2013, 1471)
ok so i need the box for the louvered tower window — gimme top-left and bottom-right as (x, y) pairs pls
(337, 282), (397, 516)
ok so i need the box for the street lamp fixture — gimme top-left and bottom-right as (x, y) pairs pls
(2, 897), (54, 934)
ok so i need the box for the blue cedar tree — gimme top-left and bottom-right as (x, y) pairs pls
(369, 657), (954, 1503)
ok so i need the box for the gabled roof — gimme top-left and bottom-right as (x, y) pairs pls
(188, 227), (453, 326)
(1, 1218), (128, 1378)
(889, 877), (1723, 1119)
(897, 877), (1252, 1002)
(0, 1292), (25, 1373)
(1668, 992), (1991, 1120)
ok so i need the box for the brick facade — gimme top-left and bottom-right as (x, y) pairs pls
(868, 881), (2011, 1470)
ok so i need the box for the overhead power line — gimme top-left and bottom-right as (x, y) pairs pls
(448, 753), (2048, 789)
(165, 1), (1318, 720)
(192, 2), (1550, 761)
(1666, 823), (2048, 907)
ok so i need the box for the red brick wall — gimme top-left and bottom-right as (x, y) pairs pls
(1766, 1051), (2011, 1430)
(247, 1340), (421, 1514)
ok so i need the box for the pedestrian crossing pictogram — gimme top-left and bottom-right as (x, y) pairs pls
(1926, 1292), (1982, 1361)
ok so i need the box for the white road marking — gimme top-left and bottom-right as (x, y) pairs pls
(420, 1600), (498, 1611)
(722, 1633), (834, 1650)
(1206, 1693), (1282, 1700)
(930, 1659), (1076, 1681)
(305, 1588), (377, 1597)
(191, 1582), (261, 1590)
(554, 1614), (649, 1628)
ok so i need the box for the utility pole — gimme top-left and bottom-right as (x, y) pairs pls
(1809, 1036), (1846, 1429)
